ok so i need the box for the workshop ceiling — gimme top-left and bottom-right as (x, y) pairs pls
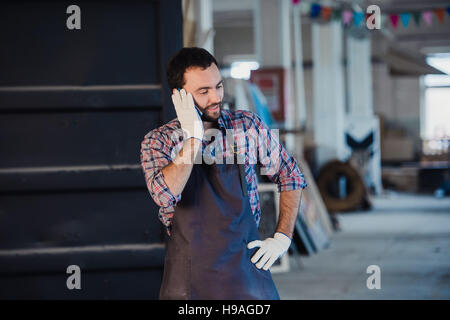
(212, 0), (450, 55)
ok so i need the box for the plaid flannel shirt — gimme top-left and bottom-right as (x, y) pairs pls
(140, 109), (307, 234)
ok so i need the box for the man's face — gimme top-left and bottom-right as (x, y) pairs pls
(182, 63), (224, 122)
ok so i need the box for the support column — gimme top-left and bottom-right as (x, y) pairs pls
(253, 0), (297, 155)
(194, 0), (214, 54)
(254, 0), (291, 68)
(346, 36), (373, 116)
(293, 3), (307, 129)
(312, 20), (347, 169)
(346, 35), (382, 194)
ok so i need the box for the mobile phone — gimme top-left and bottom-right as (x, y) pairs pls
(194, 105), (203, 117)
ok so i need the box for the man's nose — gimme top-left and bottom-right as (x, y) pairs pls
(209, 88), (221, 104)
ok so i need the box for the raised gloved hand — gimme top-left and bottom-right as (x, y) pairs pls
(171, 88), (204, 141)
(247, 232), (291, 271)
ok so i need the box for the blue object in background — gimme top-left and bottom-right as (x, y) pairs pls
(310, 3), (321, 18)
(248, 83), (273, 127)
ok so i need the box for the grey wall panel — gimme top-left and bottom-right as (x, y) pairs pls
(0, 110), (161, 167)
(0, 190), (163, 251)
(0, 87), (162, 110)
(0, 2), (160, 86)
(0, 168), (145, 192)
(0, 269), (163, 300)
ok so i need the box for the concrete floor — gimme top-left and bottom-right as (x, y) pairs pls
(272, 191), (450, 299)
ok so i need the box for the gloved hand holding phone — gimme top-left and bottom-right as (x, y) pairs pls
(171, 88), (204, 141)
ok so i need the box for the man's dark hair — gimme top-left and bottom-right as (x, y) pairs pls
(166, 47), (218, 90)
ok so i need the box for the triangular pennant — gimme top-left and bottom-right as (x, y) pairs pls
(332, 9), (342, 21)
(321, 6), (332, 21)
(310, 3), (322, 18)
(412, 11), (421, 26)
(434, 8), (445, 23)
(291, 0), (301, 5)
(423, 10), (433, 25)
(400, 13), (411, 27)
(342, 10), (353, 25)
(389, 14), (399, 28)
(353, 11), (364, 27)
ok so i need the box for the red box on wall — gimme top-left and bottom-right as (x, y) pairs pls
(250, 68), (288, 123)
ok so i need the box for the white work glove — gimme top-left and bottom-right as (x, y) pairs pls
(247, 232), (291, 271)
(171, 88), (204, 141)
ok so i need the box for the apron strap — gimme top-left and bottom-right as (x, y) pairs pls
(238, 164), (248, 197)
(230, 135), (248, 197)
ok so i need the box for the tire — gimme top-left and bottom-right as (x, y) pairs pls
(317, 160), (366, 212)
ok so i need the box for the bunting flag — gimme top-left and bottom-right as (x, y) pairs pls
(400, 13), (411, 27)
(321, 6), (333, 21)
(423, 10), (433, 25)
(434, 8), (445, 23)
(412, 11), (421, 26)
(310, 3), (321, 18)
(353, 11), (364, 27)
(296, 3), (450, 29)
(342, 10), (353, 25)
(389, 14), (399, 28)
(332, 9), (342, 21)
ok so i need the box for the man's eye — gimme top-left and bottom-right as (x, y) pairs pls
(217, 84), (223, 89)
(200, 91), (208, 95)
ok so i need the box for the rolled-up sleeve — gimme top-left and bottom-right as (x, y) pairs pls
(277, 156), (308, 192)
(140, 130), (181, 208)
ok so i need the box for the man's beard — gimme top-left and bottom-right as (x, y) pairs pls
(201, 102), (222, 122)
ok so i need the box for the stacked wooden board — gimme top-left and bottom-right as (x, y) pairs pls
(293, 158), (334, 255)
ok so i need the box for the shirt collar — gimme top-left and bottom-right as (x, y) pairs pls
(217, 110), (230, 130)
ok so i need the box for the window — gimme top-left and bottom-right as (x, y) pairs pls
(422, 54), (450, 156)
